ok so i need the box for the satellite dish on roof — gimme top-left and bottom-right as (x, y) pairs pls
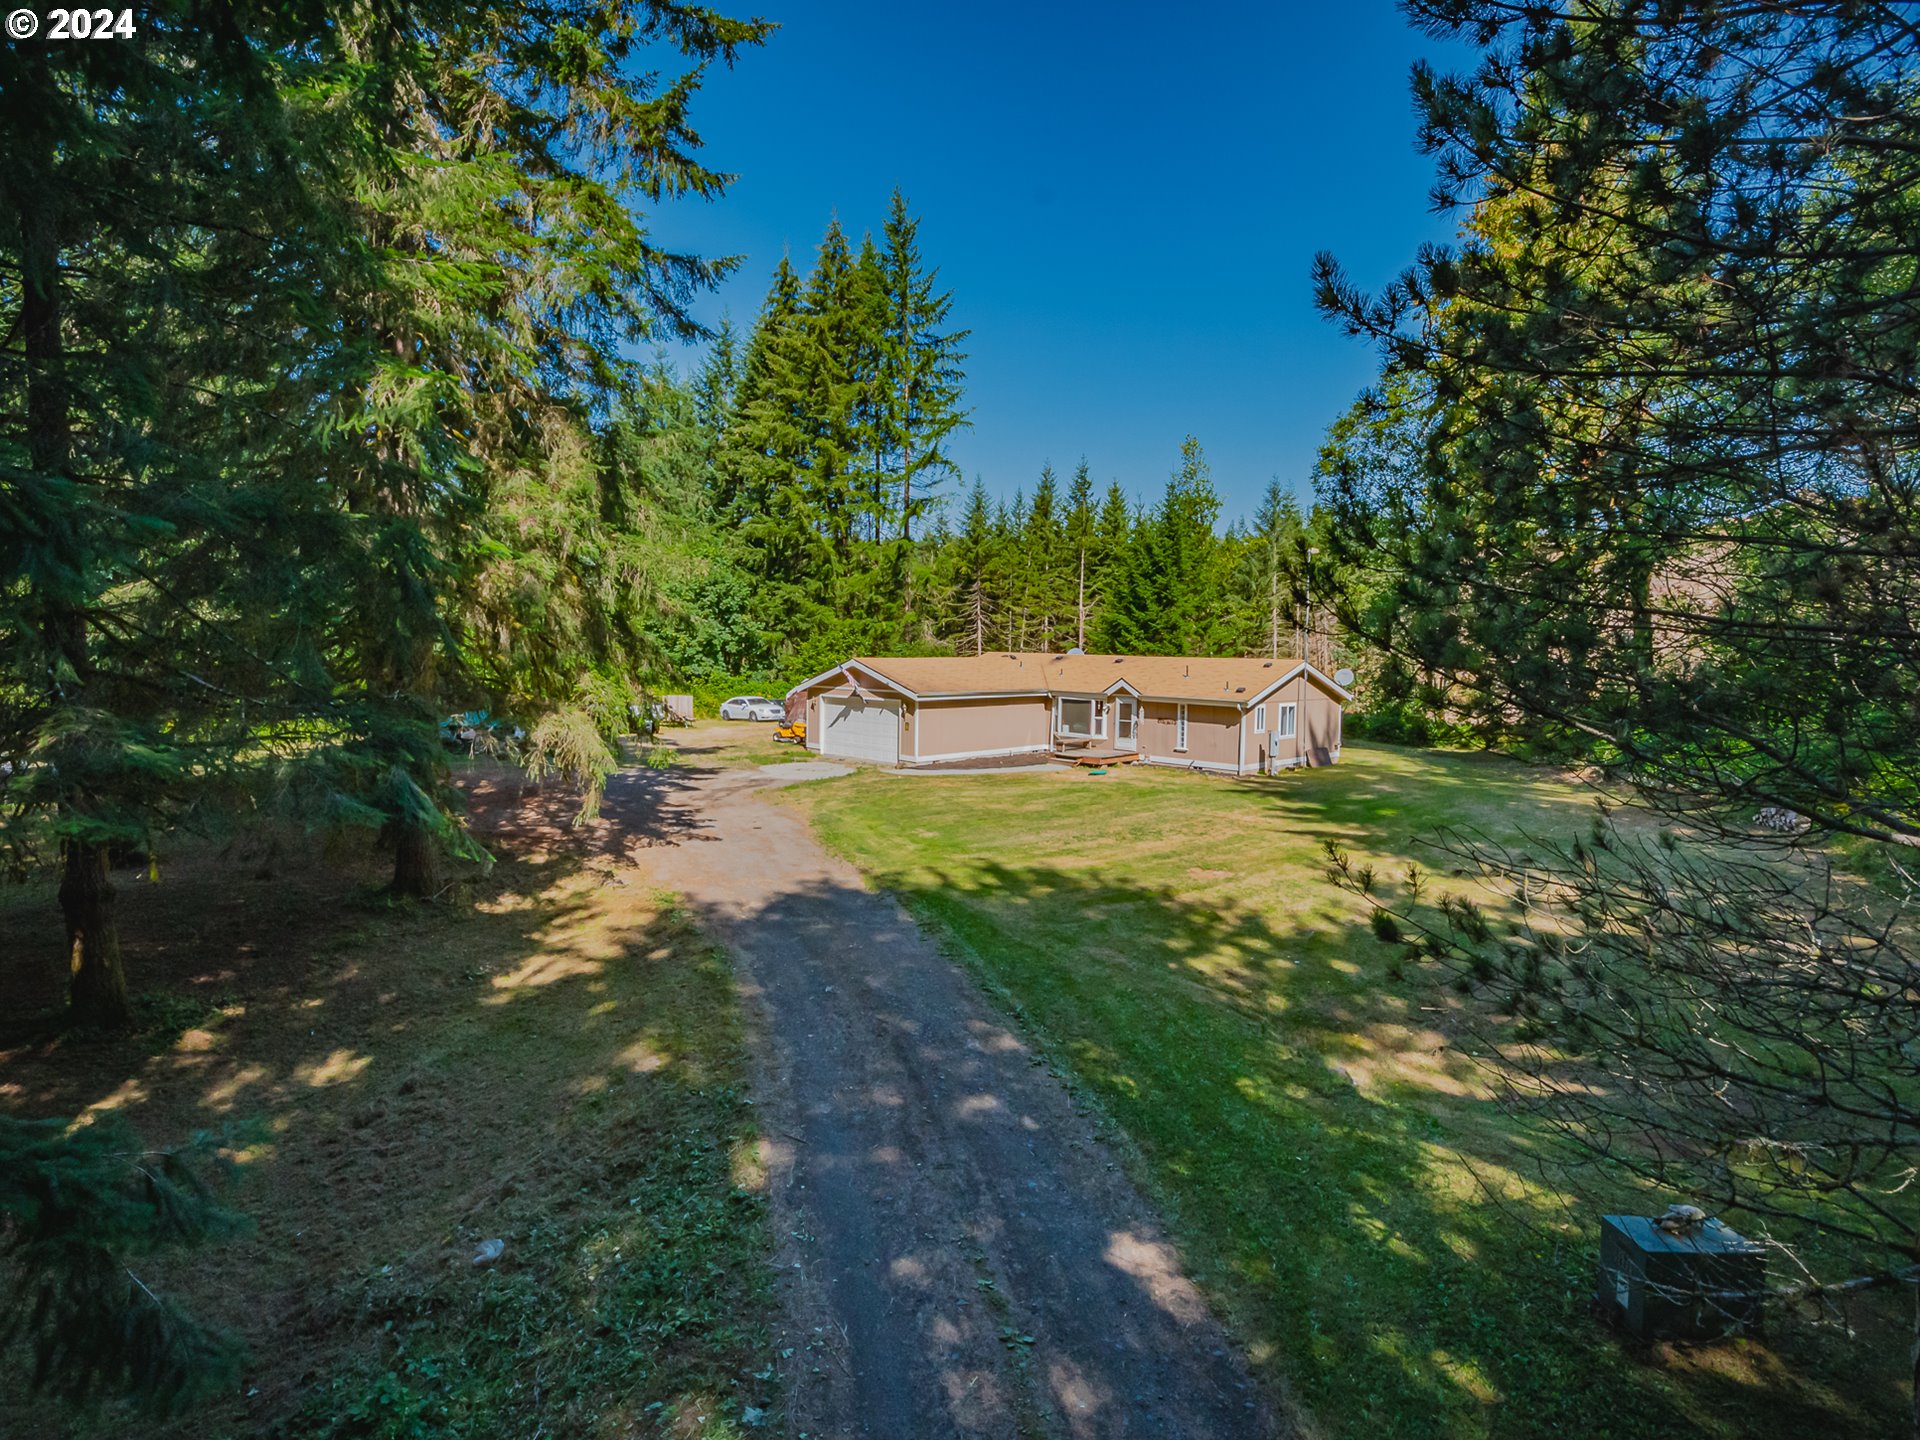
(1067, 647), (1083, 655)
(1334, 668), (1355, 688)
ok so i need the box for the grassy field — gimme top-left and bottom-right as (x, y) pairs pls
(654, 720), (807, 770)
(784, 742), (1901, 1439)
(0, 770), (776, 1439)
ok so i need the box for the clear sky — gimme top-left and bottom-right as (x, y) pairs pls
(652, 2), (1476, 524)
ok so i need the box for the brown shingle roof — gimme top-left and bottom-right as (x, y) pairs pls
(827, 652), (1329, 705)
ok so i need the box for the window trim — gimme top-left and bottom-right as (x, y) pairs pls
(1056, 695), (1104, 740)
(1175, 703), (1189, 752)
(1253, 703), (1267, 734)
(1276, 702), (1297, 740)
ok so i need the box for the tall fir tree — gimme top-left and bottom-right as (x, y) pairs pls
(1063, 461), (1097, 648)
(945, 479), (999, 656)
(1020, 466), (1071, 650)
(875, 190), (969, 546)
(1, 2), (345, 1024)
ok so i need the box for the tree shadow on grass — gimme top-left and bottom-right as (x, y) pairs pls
(0, 782), (775, 1439)
(860, 856), (1895, 1440)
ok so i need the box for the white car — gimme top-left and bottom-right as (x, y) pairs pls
(719, 695), (784, 722)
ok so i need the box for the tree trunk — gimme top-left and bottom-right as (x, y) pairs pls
(22, 140), (129, 1027)
(390, 816), (437, 898)
(62, 841), (129, 1028)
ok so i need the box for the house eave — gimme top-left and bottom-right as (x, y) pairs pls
(1243, 663), (1353, 708)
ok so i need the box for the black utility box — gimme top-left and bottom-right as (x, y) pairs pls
(1597, 1213), (1765, 1340)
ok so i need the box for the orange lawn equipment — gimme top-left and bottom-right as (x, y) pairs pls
(773, 718), (807, 745)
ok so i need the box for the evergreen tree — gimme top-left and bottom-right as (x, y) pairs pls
(1237, 479), (1306, 658)
(875, 190), (969, 544)
(946, 480), (999, 656)
(1095, 438), (1228, 654)
(1318, 0), (1920, 1367)
(1, 2), (343, 1024)
(692, 313), (740, 449)
(288, 0), (772, 894)
(995, 492), (1026, 650)
(1064, 461), (1097, 648)
(1021, 466), (1071, 650)
(0, 1114), (245, 1411)
(789, 218), (869, 568)
(1092, 478), (1135, 639)
(724, 254), (807, 546)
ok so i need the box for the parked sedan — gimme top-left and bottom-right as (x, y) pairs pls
(719, 695), (784, 722)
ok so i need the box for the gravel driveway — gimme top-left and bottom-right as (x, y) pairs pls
(617, 738), (1281, 1439)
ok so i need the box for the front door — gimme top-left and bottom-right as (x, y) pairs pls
(1115, 697), (1137, 750)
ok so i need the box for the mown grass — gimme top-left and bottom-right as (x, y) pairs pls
(658, 721), (807, 771)
(0, 817), (776, 1438)
(784, 742), (1900, 1439)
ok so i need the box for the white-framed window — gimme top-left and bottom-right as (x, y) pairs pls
(1254, 703), (1267, 734)
(1056, 697), (1104, 739)
(1175, 703), (1189, 752)
(1275, 703), (1297, 739)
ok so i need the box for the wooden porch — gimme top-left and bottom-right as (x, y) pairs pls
(1050, 741), (1144, 767)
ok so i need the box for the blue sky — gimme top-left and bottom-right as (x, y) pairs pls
(652, 3), (1475, 524)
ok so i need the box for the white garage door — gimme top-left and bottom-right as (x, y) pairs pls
(821, 696), (900, 764)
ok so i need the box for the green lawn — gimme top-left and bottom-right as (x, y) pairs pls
(785, 743), (1898, 1439)
(658, 720), (809, 771)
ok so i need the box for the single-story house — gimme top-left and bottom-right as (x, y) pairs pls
(785, 652), (1351, 774)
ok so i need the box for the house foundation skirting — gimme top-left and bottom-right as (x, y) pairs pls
(907, 744), (1051, 766)
(1142, 755), (1249, 776)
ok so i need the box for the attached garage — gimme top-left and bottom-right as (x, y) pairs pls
(819, 695), (901, 764)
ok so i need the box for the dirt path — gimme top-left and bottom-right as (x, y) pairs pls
(616, 735), (1281, 1439)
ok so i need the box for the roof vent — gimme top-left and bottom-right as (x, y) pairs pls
(1263, 661), (1273, 668)
(1235, 686), (1246, 693)
(1113, 657), (1124, 664)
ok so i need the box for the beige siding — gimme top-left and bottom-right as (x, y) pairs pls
(913, 696), (1050, 760)
(1138, 701), (1242, 769)
(1250, 675), (1346, 770)
(791, 661), (1343, 771)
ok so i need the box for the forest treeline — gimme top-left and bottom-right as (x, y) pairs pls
(652, 197), (1338, 680)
